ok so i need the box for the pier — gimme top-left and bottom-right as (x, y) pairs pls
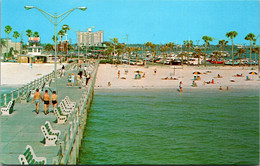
(1, 60), (99, 165)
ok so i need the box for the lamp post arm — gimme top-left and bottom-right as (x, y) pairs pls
(34, 7), (55, 24)
(57, 8), (78, 18)
(57, 10), (75, 25)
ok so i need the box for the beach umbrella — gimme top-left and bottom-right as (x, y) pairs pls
(193, 71), (202, 75)
(249, 71), (257, 75)
(134, 69), (143, 74)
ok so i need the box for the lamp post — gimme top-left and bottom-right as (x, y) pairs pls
(24, 6), (87, 90)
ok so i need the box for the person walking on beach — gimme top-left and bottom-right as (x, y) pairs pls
(154, 68), (157, 75)
(51, 91), (58, 114)
(43, 90), (50, 115)
(68, 73), (71, 86)
(71, 73), (75, 86)
(33, 89), (42, 114)
(118, 70), (120, 79)
(179, 81), (183, 93)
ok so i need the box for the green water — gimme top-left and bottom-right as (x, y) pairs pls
(79, 89), (259, 165)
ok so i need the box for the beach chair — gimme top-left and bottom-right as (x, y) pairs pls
(63, 97), (76, 109)
(18, 145), (47, 165)
(64, 96), (76, 108)
(54, 108), (68, 124)
(1, 100), (14, 115)
(41, 121), (61, 146)
(58, 102), (74, 114)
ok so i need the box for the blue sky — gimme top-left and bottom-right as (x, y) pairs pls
(1, 0), (259, 45)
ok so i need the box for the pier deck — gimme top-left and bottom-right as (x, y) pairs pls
(1, 62), (98, 165)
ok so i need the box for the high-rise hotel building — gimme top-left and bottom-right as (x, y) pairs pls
(77, 28), (103, 46)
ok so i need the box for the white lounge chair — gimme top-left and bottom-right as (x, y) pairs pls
(41, 121), (61, 146)
(1, 100), (15, 115)
(18, 145), (47, 165)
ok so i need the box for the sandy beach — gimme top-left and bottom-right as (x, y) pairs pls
(1, 63), (63, 86)
(95, 64), (259, 90)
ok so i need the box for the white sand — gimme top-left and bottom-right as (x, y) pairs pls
(95, 64), (259, 90)
(1, 63), (63, 86)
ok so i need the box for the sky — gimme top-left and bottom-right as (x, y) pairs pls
(1, 0), (259, 45)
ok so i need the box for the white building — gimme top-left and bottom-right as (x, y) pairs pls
(77, 29), (103, 46)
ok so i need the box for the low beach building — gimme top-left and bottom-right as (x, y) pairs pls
(17, 44), (53, 63)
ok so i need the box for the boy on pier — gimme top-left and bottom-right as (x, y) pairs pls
(33, 89), (42, 114)
(43, 90), (50, 115)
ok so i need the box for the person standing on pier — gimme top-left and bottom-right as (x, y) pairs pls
(62, 65), (65, 76)
(51, 91), (58, 114)
(32, 89), (42, 114)
(43, 90), (50, 115)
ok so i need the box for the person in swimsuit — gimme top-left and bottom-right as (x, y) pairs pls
(68, 73), (71, 86)
(43, 90), (50, 115)
(179, 81), (183, 93)
(33, 89), (42, 114)
(71, 73), (75, 86)
(51, 91), (58, 113)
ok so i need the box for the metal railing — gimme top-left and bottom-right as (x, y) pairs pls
(0, 62), (77, 107)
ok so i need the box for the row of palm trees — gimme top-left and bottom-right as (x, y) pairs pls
(3, 25), (259, 67)
(104, 31), (259, 67)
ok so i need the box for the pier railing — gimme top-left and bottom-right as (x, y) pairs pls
(58, 60), (99, 165)
(0, 62), (77, 107)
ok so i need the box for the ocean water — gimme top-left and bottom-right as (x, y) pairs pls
(79, 89), (258, 165)
(1, 86), (18, 106)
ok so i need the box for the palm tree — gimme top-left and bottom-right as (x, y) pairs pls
(62, 24), (70, 41)
(179, 52), (186, 66)
(44, 43), (54, 53)
(145, 41), (152, 65)
(217, 40), (228, 67)
(183, 40), (193, 65)
(58, 30), (65, 42)
(4, 25), (12, 59)
(212, 50), (221, 67)
(26, 29), (33, 38)
(133, 47), (141, 65)
(226, 31), (238, 66)
(126, 47), (134, 65)
(52, 35), (58, 44)
(150, 44), (156, 65)
(165, 42), (175, 57)
(160, 45), (168, 66)
(1, 38), (6, 50)
(12, 31), (20, 52)
(110, 38), (119, 59)
(245, 33), (256, 66)
(252, 46), (259, 68)
(193, 47), (203, 67)
(33, 32), (39, 37)
(116, 43), (125, 64)
(202, 36), (213, 67)
(234, 48), (246, 67)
